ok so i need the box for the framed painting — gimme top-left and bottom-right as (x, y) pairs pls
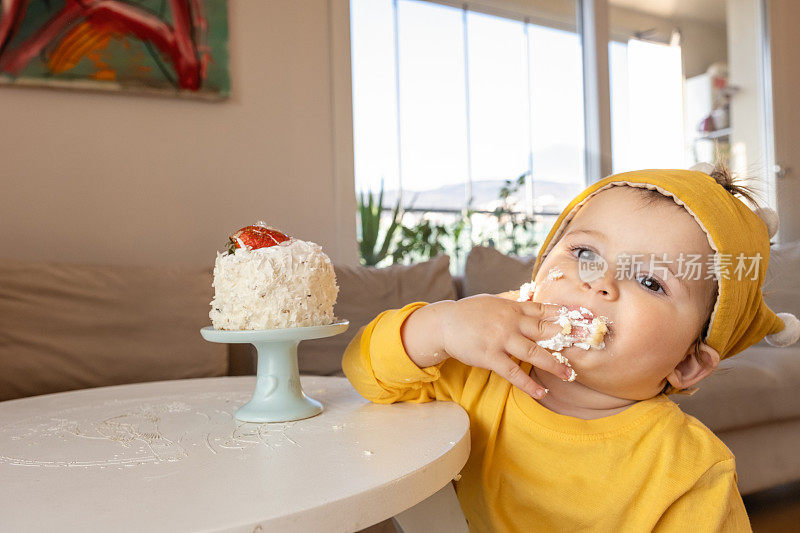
(0, 0), (229, 99)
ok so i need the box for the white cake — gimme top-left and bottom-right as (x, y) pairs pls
(209, 238), (338, 330)
(536, 306), (609, 351)
(516, 282), (609, 351)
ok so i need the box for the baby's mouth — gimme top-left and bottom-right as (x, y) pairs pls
(539, 304), (612, 351)
(516, 282), (612, 350)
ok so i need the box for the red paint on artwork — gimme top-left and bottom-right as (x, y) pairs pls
(0, 0), (210, 91)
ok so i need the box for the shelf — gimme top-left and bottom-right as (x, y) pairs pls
(696, 127), (731, 140)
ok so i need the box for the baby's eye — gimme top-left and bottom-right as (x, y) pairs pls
(569, 246), (599, 262)
(636, 274), (665, 294)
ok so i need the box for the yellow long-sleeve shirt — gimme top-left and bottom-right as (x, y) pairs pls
(342, 303), (752, 532)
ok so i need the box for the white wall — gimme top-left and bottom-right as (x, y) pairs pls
(726, 0), (772, 206)
(0, 0), (358, 269)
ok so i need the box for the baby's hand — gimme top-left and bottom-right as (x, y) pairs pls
(402, 295), (574, 398)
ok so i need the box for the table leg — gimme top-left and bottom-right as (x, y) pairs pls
(392, 483), (469, 533)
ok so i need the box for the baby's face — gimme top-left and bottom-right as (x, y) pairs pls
(532, 186), (717, 399)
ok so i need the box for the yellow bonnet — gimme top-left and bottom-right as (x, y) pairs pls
(532, 167), (800, 359)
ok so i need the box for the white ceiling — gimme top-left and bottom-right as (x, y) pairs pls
(609, 0), (726, 26)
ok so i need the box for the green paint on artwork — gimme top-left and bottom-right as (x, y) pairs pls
(0, 0), (230, 99)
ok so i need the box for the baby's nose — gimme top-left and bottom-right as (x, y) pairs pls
(581, 277), (619, 300)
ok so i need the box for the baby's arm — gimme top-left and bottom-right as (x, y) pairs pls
(653, 458), (751, 532)
(342, 302), (470, 404)
(343, 296), (574, 403)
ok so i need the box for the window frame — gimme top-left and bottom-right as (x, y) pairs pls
(331, 0), (613, 265)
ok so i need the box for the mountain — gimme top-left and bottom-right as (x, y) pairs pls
(377, 179), (584, 213)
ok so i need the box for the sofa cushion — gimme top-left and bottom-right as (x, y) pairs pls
(464, 246), (536, 297)
(671, 344), (800, 432)
(0, 259), (227, 401)
(298, 254), (456, 376)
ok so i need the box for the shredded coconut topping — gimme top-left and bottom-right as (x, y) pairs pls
(551, 351), (578, 382)
(535, 304), (610, 351)
(517, 282), (536, 302)
(209, 239), (338, 330)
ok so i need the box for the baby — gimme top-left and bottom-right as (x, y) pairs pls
(342, 167), (799, 532)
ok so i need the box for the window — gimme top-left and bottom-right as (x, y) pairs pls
(351, 0), (583, 268)
(609, 38), (686, 173)
(348, 1), (777, 267)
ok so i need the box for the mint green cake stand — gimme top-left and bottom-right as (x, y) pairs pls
(200, 320), (349, 423)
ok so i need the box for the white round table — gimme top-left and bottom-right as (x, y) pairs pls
(0, 376), (470, 532)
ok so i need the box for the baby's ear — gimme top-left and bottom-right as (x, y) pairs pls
(666, 341), (721, 390)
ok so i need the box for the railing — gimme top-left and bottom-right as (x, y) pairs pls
(382, 206), (563, 217)
(370, 206), (561, 273)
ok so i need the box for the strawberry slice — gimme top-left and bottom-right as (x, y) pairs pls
(226, 222), (290, 254)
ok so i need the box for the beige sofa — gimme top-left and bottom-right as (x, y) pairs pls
(1, 244), (798, 496)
